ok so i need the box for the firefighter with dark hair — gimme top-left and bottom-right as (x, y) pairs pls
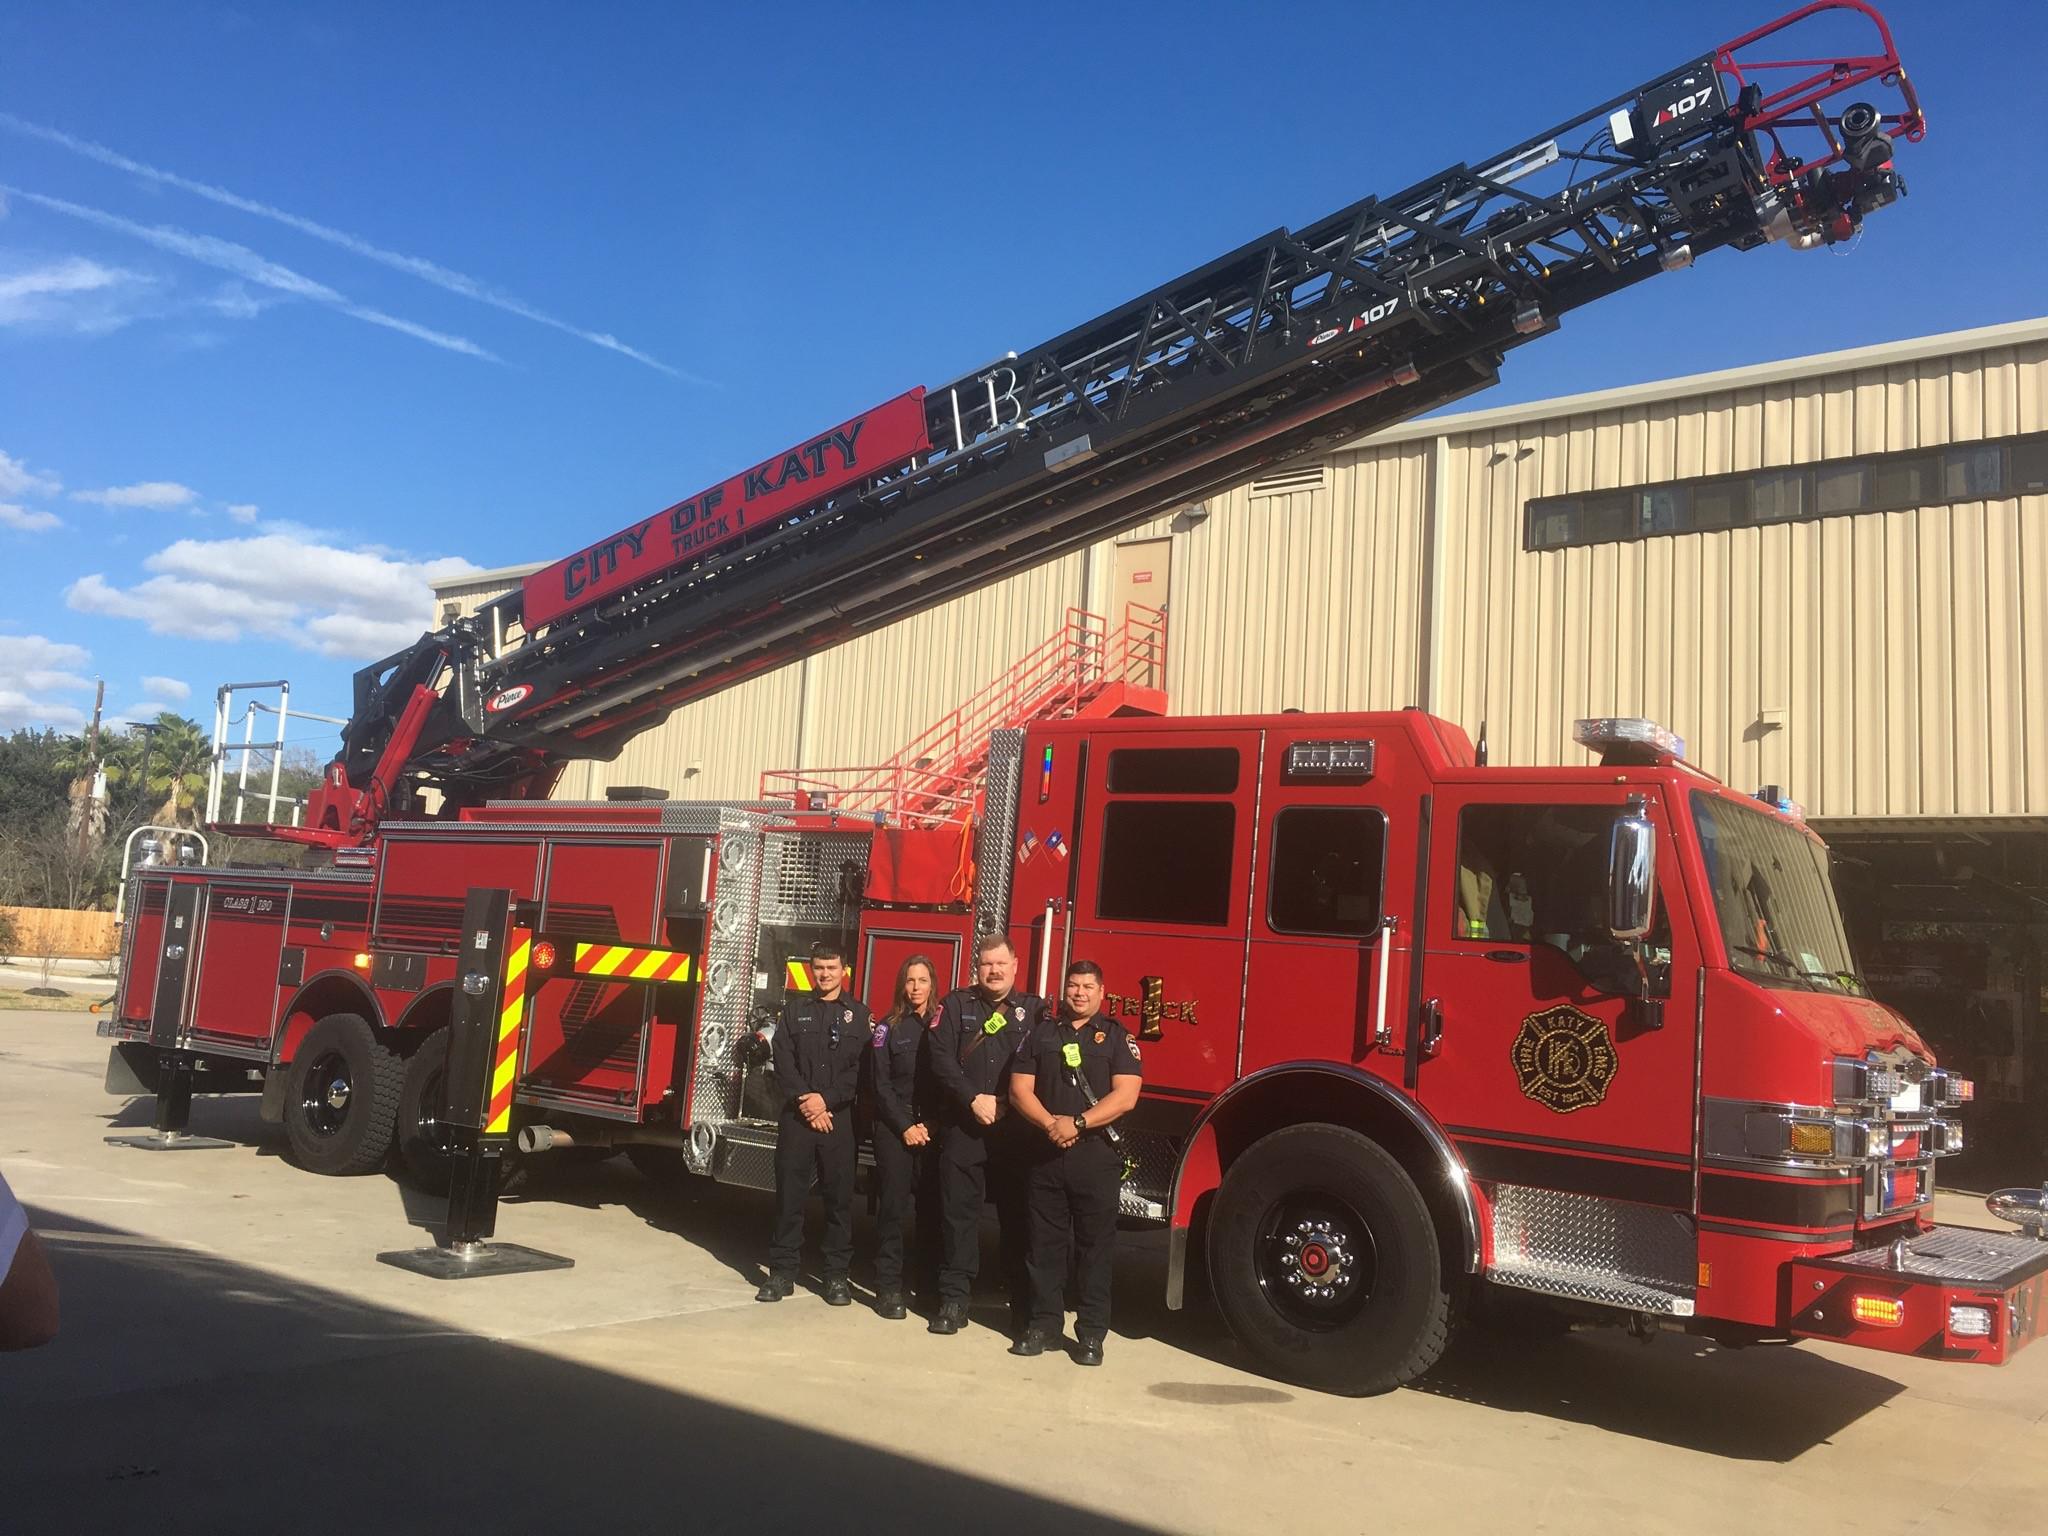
(758, 941), (869, 1305)
(1008, 959), (1143, 1366)
(925, 932), (1048, 1338)
(866, 952), (941, 1320)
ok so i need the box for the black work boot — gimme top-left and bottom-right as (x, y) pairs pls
(927, 1299), (968, 1335)
(755, 1275), (795, 1303)
(1074, 1331), (1104, 1367)
(876, 1289), (908, 1321)
(1008, 1326), (1051, 1358)
(822, 1277), (853, 1307)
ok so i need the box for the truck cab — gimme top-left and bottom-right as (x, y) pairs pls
(997, 709), (2039, 1392)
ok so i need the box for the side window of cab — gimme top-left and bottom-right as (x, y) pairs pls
(1452, 803), (1671, 995)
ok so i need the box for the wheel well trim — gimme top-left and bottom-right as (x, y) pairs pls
(1164, 1061), (1481, 1307)
(272, 969), (383, 1066)
(393, 982), (456, 1037)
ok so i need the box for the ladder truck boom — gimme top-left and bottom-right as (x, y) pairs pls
(293, 1), (1922, 846)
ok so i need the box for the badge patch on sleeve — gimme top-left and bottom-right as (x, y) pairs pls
(870, 1022), (888, 1049)
(1510, 1005), (1617, 1113)
(1124, 1037), (1142, 1061)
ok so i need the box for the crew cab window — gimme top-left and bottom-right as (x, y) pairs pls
(1453, 803), (1670, 993)
(1098, 802), (1236, 925)
(1268, 807), (1386, 936)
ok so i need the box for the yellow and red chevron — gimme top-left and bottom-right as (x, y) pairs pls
(485, 928), (532, 1137)
(571, 942), (694, 983)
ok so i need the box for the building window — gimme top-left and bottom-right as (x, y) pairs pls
(1097, 802), (1236, 925)
(1268, 807), (1386, 937)
(1523, 429), (2048, 551)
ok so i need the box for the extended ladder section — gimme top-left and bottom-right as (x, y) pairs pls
(289, 3), (1921, 846)
(758, 603), (1166, 826)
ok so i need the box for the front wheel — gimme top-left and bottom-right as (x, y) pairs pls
(282, 1014), (403, 1176)
(1206, 1123), (1452, 1395)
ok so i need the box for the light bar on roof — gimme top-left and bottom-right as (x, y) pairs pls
(1573, 717), (1686, 760)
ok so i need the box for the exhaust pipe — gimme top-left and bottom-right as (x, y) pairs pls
(516, 1122), (691, 1154)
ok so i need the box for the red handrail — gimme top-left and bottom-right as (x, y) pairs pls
(761, 602), (1166, 826)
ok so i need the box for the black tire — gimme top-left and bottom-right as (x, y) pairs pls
(283, 1013), (404, 1176)
(396, 1028), (455, 1190)
(625, 1143), (703, 1191)
(1206, 1123), (1452, 1395)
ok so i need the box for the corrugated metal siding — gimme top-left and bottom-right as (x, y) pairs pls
(1438, 338), (2048, 817)
(431, 327), (2047, 823)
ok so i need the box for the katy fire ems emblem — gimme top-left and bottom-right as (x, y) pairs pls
(1510, 1005), (1617, 1113)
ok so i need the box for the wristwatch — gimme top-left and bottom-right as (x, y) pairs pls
(1073, 1112), (1088, 1133)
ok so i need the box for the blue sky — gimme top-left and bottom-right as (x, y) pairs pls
(2, 1), (2043, 746)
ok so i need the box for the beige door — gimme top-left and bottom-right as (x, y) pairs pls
(1110, 537), (1170, 689)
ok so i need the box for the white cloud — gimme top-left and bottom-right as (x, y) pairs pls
(68, 532), (478, 659)
(1, 184), (500, 362)
(201, 281), (277, 320)
(224, 503), (259, 524)
(0, 634), (93, 730)
(0, 112), (691, 380)
(0, 254), (154, 335)
(73, 480), (198, 510)
(0, 503), (61, 532)
(140, 674), (190, 701)
(0, 448), (61, 500)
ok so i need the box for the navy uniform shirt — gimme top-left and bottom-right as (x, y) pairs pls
(1019, 1012), (1144, 1120)
(928, 985), (1049, 1127)
(867, 1006), (938, 1135)
(773, 991), (870, 1116)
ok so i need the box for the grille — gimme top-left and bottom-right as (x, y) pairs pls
(760, 831), (872, 925)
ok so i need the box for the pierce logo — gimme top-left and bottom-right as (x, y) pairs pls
(485, 684), (533, 714)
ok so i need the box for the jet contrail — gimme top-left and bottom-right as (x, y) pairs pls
(2, 185), (500, 361)
(0, 112), (700, 382)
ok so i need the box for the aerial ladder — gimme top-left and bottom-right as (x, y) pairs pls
(256, 1), (1923, 848)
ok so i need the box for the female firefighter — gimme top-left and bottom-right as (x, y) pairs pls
(866, 954), (941, 1319)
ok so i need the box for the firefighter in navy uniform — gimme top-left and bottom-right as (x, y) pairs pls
(866, 953), (941, 1320)
(758, 942), (869, 1305)
(1008, 960), (1143, 1366)
(925, 933), (1048, 1338)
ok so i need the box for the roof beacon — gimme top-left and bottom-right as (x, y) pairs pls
(1755, 784), (1807, 823)
(1574, 717), (1686, 767)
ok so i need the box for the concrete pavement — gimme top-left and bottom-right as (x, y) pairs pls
(2, 1008), (2042, 1534)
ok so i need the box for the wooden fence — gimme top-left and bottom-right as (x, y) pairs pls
(0, 906), (118, 959)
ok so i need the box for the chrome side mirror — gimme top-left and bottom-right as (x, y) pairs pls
(1986, 1186), (2048, 1240)
(1608, 795), (1656, 941)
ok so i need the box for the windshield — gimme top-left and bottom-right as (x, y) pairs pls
(1691, 791), (1865, 996)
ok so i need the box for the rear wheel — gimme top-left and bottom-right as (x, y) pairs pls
(395, 1028), (455, 1190)
(1207, 1123), (1452, 1395)
(282, 1014), (403, 1176)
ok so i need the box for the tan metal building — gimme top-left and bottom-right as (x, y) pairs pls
(440, 316), (2048, 1176)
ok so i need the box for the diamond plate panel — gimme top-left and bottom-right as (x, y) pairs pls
(688, 811), (767, 1126)
(713, 1133), (778, 1192)
(759, 831), (873, 925)
(1821, 1226), (2048, 1284)
(1488, 1183), (1696, 1316)
(1116, 1130), (1175, 1219)
(973, 728), (1024, 939)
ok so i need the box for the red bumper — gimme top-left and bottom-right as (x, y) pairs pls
(1787, 1225), (2048, 1365)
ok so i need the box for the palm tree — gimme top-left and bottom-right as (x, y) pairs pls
(109, 714), (212, 827)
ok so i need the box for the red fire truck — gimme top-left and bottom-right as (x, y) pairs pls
(97, 4), (2048, 1392)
